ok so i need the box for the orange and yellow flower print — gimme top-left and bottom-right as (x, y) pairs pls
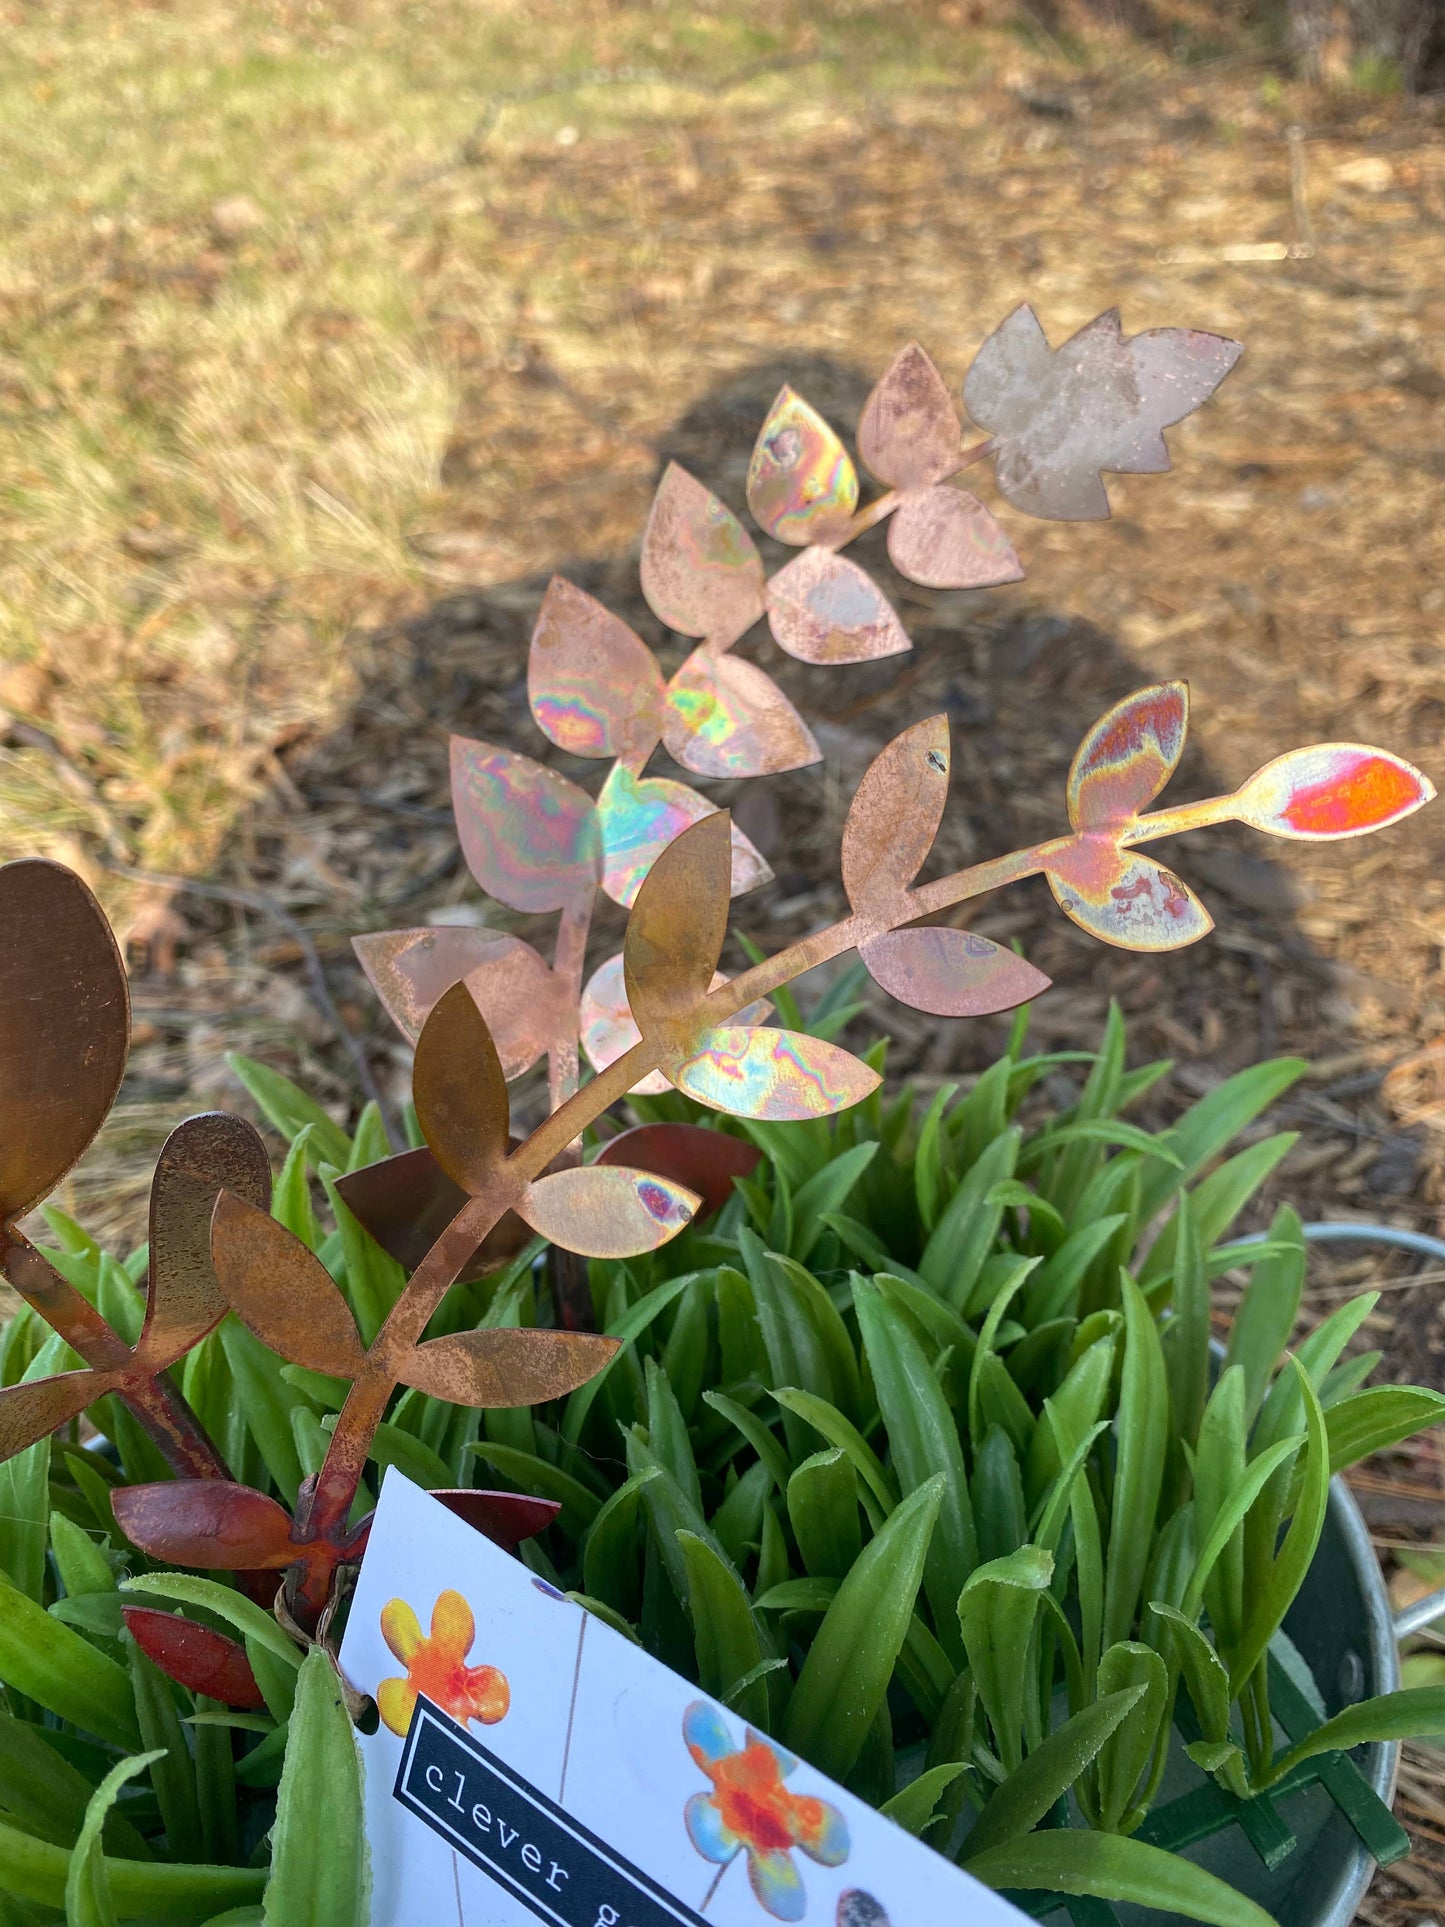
(377, 1589), (510, 1737)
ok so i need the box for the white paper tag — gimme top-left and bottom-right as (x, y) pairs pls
(340, 1471), (1033, 1927)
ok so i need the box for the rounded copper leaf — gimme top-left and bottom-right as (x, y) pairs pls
(354, 926), (561, 1078)
(430, 1489), (561, 1550)
(399, 1326), (620, 1406)
(840, 715), (951, 914)
(211, 1190), (367, 1377)
(0, 859), (129, 1224)
(111, 1479), (300, 1570)
(746, 387), (858, 546)
(623, 811), (732, 1043)
(886, 487), (1024, 592)
(1067, 682), (1189, 834)
(857, 342), (961, 489)
(597, 1122), (761, 1222)
(140, 1112), (271, 1366)
(1047, 845), (1213, 952)
(765, 549), (911, 665)
(516, 1165), (700, 1260)
(595, 765), (772, 910)
(528, 576), (666, 760)
(859, 928), (1051, 1018)
(450, 736), (600, 915)
(639, 463), (766, 647)
(413, 981), (509, 1195)
(122, 1606), (266, 1710)
(0, 1369), (110, 1461)
(662, 651), (820, 780)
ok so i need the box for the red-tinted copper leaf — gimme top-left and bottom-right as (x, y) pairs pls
(0, 1369), (114, 1460)
(528, 576), (666, 760)
(429, 1489), (561, 1550)
(336, 1146), (529, 1279)
(595, 765), (772, 910)
(672, 1028), (881, 1121)
(122, 1607), (266, 1711)
(353, 927), (560, 1078)
(0, 859), (129, 1224)
(211, 1190), (367, 1377)
(1068, 682), (1189, 833)
(857, 341), (961, 489)
(597, 1122), (761, 1222)
(746, 387), (858, 545)
(1232, 744), (1435, 841)
(139, 1112), (271, 1366)
(399, 1326), (620, 1406)
(841, 715), (951, 914)
(624, 812), (731, 1043)
(640, 463), (766, 649)
(516, 1165), (699, 1260)
(860, 927), (1051, 1018)
(580, 956), (771, 1096)
(413, 981), (509, 1196)
(963, 304), (1243, 521)
(450, 737), (600, 915)
(1047, 844), (1213, 951)
(887, 487), (1023, 591)
(662, 651), (820, 780)
(111, 1479), (299, 1569)
(766, 549), (911, 665)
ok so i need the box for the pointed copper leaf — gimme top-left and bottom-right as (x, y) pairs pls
(1231, 745), (1435, 841)
(111, 1479), (300, 1570)
(1, 1230), (130, 1371)
(450, 737), (600, 915)
(399, 1324), (621, 1405)
(766, 549), (911, 665)
(353, 927), (560, 1078)
(671, 1028), (881, 1121)
(336, 1146), (531, 1280)
(515, 1165), (699, 1260)
(746, 387), (859, 545)
(528, 576), (667, 759)
(859, 927), (1050, 1018)
(963, 304), (1243, 520)
(595, 764), (772, 909)
(640, 463), (767, 649)
(0, 859), (129, 1225)
(887, 487), (1024, 591)
(1068, 682), (1190, 833)
(139, 1112), (271, 1366)
(1047, 846), (1213, 951)
(429, 1490), (561, 1549)
(0, 1369), (114, 1461)
(597, 1122), (761, 1222)
(413, 981), (510, 1196)
(857, 341), (962, 489)
(624, 812), (731, 1042)
(122, 1607), (266, 1710)
(211, 1190), (367, 1377)
(580, 954), (771, 1096)
(662, 650), (820, 780)
(841, 715), (951, 914)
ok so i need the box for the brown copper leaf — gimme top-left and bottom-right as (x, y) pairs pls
(662, 651), (820, 780)
(353, 927), (560, 1078)
(1046, 845), (1213, 951)
(887, 487), (1024, 592)
(746, 387), (858, 546)
(528, 576), (666, 760)
(623, 811), (731, 1042)
(1068, 682), (1189, 833)
(399, 1326), (619, 1407)
(122, 1607), (266, 1710)
(139, 1112), (271, 1366)
(841, 715), (951, 914)
(1, 1229), (130, 1371)
(413, 981), (509, 1196)
(450, 737), (600, 915)
(597, 1122), (761, 1222)
(335, 1146), (529, 1279)
(0, 1369), (114, 1460)
(211, 1190), (367, 1377)
(595, 765), (772, 911)
(0, 860), (129, 1224)
(766, 549), (911, 665)
(111, 1479), (300, 1570)
(429, 1489), (561, 1550)
(859, 928), (1051, 1018)
(639, 463), (766, 649)
(516, 1165), (700, 1259)
(857, 342), (961, 489)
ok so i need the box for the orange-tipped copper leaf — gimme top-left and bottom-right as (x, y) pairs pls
(857, 342), (962, 489)
(595, 765), (772, 910)
(859, 928), (1050, 1018)
(0, 859), (129, 1225)
(581, 954), (771, 1095)
(516, 1165), (700, 1259)
(528, 576), (666, 760)
(672, 1028), (881, 1121)
(662, 651), (820, 780)
(597, 1123), (761, 1222)
(887, 488), (1024, 591)
(640, 463), (766, 648)
(111, 1479), (300, 1570)
(335, 1146), (527, 1279)
(429, 1489), (561, 1550)
(0, 1369), (115, 1460)
(450, 737), (600, 915)
(399, 1325), (621, 1406)
(122, 1607), (266, 1710)
(413, 981), (510, 1195)
(624, 811), (732, 1043)
(353, 927), (561, 1078)
(841, 715), (951, 914)
(1047, 846), (1213, 951)
(210, 1190), (367, 1376)
(766, 549), (912, 665)
(746, 387), (858, 546)
(1069, 682), (1189, 832)
(1230, 745), (1435, 841)
(139, 1112), (271, 1366)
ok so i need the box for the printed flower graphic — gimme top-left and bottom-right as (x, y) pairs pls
(377, 1589), (510, 1736)
(683, 1701), (849, 1920)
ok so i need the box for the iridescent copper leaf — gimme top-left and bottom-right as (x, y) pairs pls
(111, 1479), (300, 1570)
(624, 812), (731, 1041)
(887, 487), (1023, 591)
(429, 1489), (561, 1549)
(450, 737), (600, 915)
(766, 549), (911, 665)
(528, 576), (666, 760)
(0, 859), (129, 1225)
(857, 342), (962, 489)
(211, 1190), (367, 1377)
(672, 1028), (881, 1121)
(963, 304), (1243, 521)
(336, 1146), (523, 1279)
(595, 765), (772, 910)
(353, 927), (560, 1078)
(399, 1324), (621, 1405)
(580, 955), (771, 1096)
(1231, 745), (1435, 841)
(139, 1112), (271, 1365)
(413, 981), (509, 1195)
(640, 463), (766, 649)
(746, 387), (859, 545)
(0, 1370), (112, 1460)
(841, 715), (951, 914)
(122, 1607), (266, 1710)
(662, 651), (820, 780)
(859, 928), (1050, 1017)
(1047, 846), (1213, 951)
(597, 1122), (762, 1222)
(516, 1165), (700, 1260)
(1068, 682), (1189, 833)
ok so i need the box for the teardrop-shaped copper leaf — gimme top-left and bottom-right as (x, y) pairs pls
(887, 487), (1024, 591)
(857, 342), (962, 489)
(662, 651), (820, 780)
(0, 860), (129, 1224)
(624, 811), (732, 1045)
(640, 463), (766, 649)
(211, 1190), (367, 1376)
(399, 1325), (620, 1406)
(413, 981), (510, 1196)
(841, 715), (951, 914)
(859, 928), (1051, 1018)
(516, 1165), (700, 1260)
(746, 387), (859, 545)
(528, 576), (666, 759)
(1232, 744), (1435, 841)
(672, 1028), (881, 1121)
(0, 1369), (113, 1461)
(122, 1607), (266, 1710)
(430, 1489), (562, 1549)
(597, 1122), (761, 1222)
(1068, 682), (1189, 833)
(766, 549), (912, 665)
(1047, 846), (1213, 951)
(595, 765), (772, 910)
(139, 1112), (271, 1366)
(450, 737), (600, 915)
(353, 927), (561, 1078)
(111, 1479), (300, 1570)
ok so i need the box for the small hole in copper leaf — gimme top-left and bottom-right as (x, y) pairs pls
(926, 750), (946, 773)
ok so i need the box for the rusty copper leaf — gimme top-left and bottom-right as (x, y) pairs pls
(857, 341), (962, 490)
(597, 1122), (761, 1222)
(766, 549), (911, 665)
(528, 576), (666, 760)
(211, 1190), (368, 1377)
(859, 928), (1051, 1018)
(624, 811), (732, 1043)
(429, 1489), (561, 1550)
(640, 463), (766, 649)
(1047, 846), (1213, 951)
(139, 1112), (271, 1365)
(111, 1479), (301, 1570)
(841, 715), (951, 915)
(450, 737), (600, 914)
(1069, 682), (1190, 832)
(671, 1028), (881, 1121)
(595, 764), (772, 910)
(0, 1370), (115, 1461)
(353, 927), (560, 1078)
(746, 387), (858, 546)
(1230, 744), (1436, 841)
(963, 305), (1244, 521)
(335, 1146), (529, 1279)
(580, 955), (771, 1095)
(412, 981), (510, 1196)
(399, 1325), (620, 1406)
(516, 1164), (700, 1259)
(662, 651), (820, 780)
(887, 487), (1024, 591)
(122, 1607), (266, 1710)
(0, 859), (129, 1225)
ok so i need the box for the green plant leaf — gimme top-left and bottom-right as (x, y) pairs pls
(1101, 1274), (1168, 1652)
(676, 1531), (769, 1727)
(786, 1449), (862, 1581)
(467, 1443), (601, 1538)
(1222, 1205), (1304, 1422)
(0, 1572), (138, 1749)
(225, 1052), (352, 1167)
(562, 1271), (709, 1446)
(122, 1574), (302, 1669)
(65, 1750), (165, 1927)
(128, 1638), (204, 1865)
(965, 1829), (1277, 1927)
(791, 1142), (879, 1262)
(1265, 1685), (1445, 1786)
(1134, 1058), (1305, 1226)
(957, 1545), (1053, 1774)
(1161, 1190), (1208, 1460)
(772, 1387), (896, 1520)
(879, 1762), (966, 1838)
(965, 1687), (1145, 1857)
(1318, 1385), (1445, 1478)
(920, 1128), (1021, 1307)
(0, 1712), (150, 1861)
(1093, 1641), (1168, 1833)
(1231, 1362), (1330, 1697)
(0, 1813), (264, 1917)
(1140, 1135), (1298, 1291)
(264, 1646), (369, 1927)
